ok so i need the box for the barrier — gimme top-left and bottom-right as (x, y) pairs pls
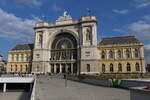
(30, 76), (36, 100)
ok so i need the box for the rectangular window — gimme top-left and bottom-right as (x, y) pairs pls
(87, 64), (90, 72)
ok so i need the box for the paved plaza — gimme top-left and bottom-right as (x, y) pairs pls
(0, 92), (31, 100)
(36, 76), (130, 100)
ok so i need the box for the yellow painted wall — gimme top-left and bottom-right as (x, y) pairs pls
(7, 50), (32, 73)
(98, 44), (146, 73)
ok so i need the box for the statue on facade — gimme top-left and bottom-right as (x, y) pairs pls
(39, 34), (43, 48)
(56, 10), (72, 21)
(86, 27), (92, 41)
(63, 11), (68, 17)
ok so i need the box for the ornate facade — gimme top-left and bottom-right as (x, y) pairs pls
(7, 44), (33, 73)
(0, 55), (6, 73)
(32, 11), (99, 74)
(6, 12), (146, 74)
(98, 36), (146, 73)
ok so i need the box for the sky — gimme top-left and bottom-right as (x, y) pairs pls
(0, 0), (150, 63)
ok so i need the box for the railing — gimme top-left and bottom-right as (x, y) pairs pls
(30, 75), (36, 100)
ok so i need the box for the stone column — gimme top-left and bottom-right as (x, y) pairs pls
(106, 50), (109, 59)
(14, 54), (17, 62)
(114, 49), (117, 59)
(71, 63), (73, 73)
(122, 48), (126, 59)
(3, 83), (6, 93)
(65, 64), (68, 73)
(8, 54), (12, 62)
(19, 54), (21, 62)
(54, 64), (56, 73)
(60, 64), (62, 73)
(140, 47), (144, 58)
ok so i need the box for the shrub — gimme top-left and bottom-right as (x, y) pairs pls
(76, 74), (150, 79)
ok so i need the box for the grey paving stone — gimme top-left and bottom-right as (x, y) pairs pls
(36, 76), (130, 100)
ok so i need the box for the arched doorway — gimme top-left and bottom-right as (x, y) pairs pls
(50, 32), (77, 74)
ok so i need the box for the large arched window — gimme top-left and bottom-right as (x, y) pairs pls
(110, 63), (114, 72)
(109, 50), (114, 59)
(118, 63), (122, 72)
(127, 63), (131, 72)
(126, 49), (131, 58)
(135, 63), (140, 71)
(51, 33), (77, 60)
(102, 64), (105, 73)
(118, 50), (122, 58)
(102, 50), (106, 59)
(134, 49), (139, 58)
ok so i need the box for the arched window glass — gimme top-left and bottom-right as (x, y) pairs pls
(102, 50), (106, 59)
(102, 64), (105, 73)
(118, 63), (122, 72)
(118, 50), (122, 58)
(127, 63), (131, 72)
(11, 65), (13, 72)
(110, 63), (114, 72)
(135, 63), (140, 71)
(15, 65), (17, 72)
(26, 65), (28, 72)
(109, 50), (113, 59)
(87, 64), (90, 72)
(20, 65), (22, 72)
(37, 65), (40, 72)
(126, 49), (131, 58)
(135, 49), (139, 58)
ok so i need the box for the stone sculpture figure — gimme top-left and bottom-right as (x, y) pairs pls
(86, 27), (92, 41)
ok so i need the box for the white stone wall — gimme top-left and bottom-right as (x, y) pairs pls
(32, 15), (99, 74)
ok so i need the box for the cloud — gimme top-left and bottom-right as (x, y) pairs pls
(142, 15), (150, 21)
(0, 0), (42, 7)
(145, 44), (150, 50)
(114, 20), (150, 42)
(144, 44), (150, 63)
(51, 4), (62, 12)
(113, 16), (150, 63)
(15, 0), (42, 6)
(112, 9), (129, 14)
(0, 8), (40, 42)
(134, 0), (150, 8)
